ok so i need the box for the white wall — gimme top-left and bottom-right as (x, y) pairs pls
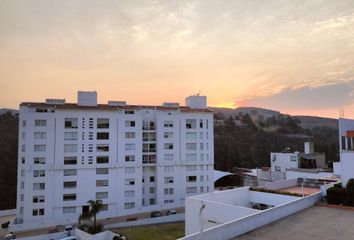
(191, 187), (250, 207)
(180, 192), (321, 240)
(270, 153), (298, 172)
(333, 162), (341, 176)
(0, 209), (16, 217)
(259, 179), (298, 190)
(249, 191), (300, 206)
(286, 170), (333, 180)
(340, 152), (354, 187)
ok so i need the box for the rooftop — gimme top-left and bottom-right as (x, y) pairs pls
(20, 102), (213, 113)
(234, 205), (354, 240)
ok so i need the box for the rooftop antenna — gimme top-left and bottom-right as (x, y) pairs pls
(340, 107), (345, 118)
(195, 91), (201, 96)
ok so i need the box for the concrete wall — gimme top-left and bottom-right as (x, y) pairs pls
(286, 170), (333, 180)
(192, 187), (250, 207)
(333, 162), (341, 176)
(259, 179), (298, 190)
(270, 153), (298, 172)
(249, 191), (300, 206)
(0, 209), (16, 217)
(339, 152), (354, 187)
(106, 213), (184, 229)
(16, 232), (69, 240)
(180, 192), (321, 240)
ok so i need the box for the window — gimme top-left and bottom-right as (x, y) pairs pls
(96, 168), (109, 175)
(96, 156), (109, 164)
(143, 132), (156, 141)
(63, 207), (76, 214)
(164, 132), (173, 139)
(21, 182), (24, 189)
(186, 143), (197, 151)
(164, 177), (174, 184)
(96, 192), (108, 199)
(21, 144), (25, 152)
(33, 183), (45, 190)
(342, 136), (346, 150)
(64, 144), (77, 153)
(125, 167), (135, 174)
(150, 176), (155, 182)
(97, 132), (109, 140)
(64, 157), (77, 165)
(64, 132), (77, 140)
(275, 166), (281, 171)
(97, 144), (109, 152)
(125, 121), (135, 127)
(149, 198), (155, 205)
(34, 132), (46, 140)
(33, 170), (45, 177)
(125, 110), (134, 114)
(164, 166), (174, 172)
(124, 190), (135, 198)
(34, 145), (46, 152)
(164, 199), (174, 204)
(186, 187), (197, 194)
(164, 121), (173, 128)
(63, 181), (77, 189)
(125, 144), (135, 150)
(164, 154), (173, 161)
(63, 194), (76, 201)
(22, 132), (26, 140)
(96, 180), (108, 187)
(199, 132), (204, 139)
(200, 165), (204, 171)
(124, 202), (135, 209)
(125, 179), (135, 185)
(164, 143), (173, 150)
(200, 143), (204, 150)
(200, 119), (203, 128)
(22, 157), (25, 164)
(64, 169), (77, 176)
(200, 186), (204, 193)
(22, 120), (26, 127)
(34, 157), (46, 164)
(64, 118), (78, 129)
(149, 187), (155, 194)
(186, 154), (197, 161)
(35, 120), (46, 127)
(32, 208), (45, 216)
(164, 188), (174, 195)
(97, 118), (109, 128)
(186, 176), (197, 182)
(125, 132), (135, 139)
(186, 166), (197, 171)
(33, 195), (45, 203)
(186, 119), (196, 129)
(186, 132), (197, 140)
(101, 204), (108, 211)
(290, 155), (297, 161)
(200, 154), (204, 161)
(200, 175), (204, 182)
(125, 155), (135, 162)
(20, 194), (24, 201)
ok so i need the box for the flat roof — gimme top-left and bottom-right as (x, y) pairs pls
(235, 206), (354, 240)
(20, 102), (213, 113)
(279, 186), (320, 196)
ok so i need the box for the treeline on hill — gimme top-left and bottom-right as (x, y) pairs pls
(0, 112), (18, 210)
(214, 113), (339, 171)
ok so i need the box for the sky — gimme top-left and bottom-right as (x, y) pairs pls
(0, 0), (354, 118)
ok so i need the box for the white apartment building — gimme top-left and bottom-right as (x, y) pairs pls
(16, 91), (214, 227)
(338, 118), (354, 187)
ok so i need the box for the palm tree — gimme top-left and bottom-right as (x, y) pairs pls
(87, 199), (103, 230)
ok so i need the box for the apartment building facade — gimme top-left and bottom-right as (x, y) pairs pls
(16, 92), (214, 226)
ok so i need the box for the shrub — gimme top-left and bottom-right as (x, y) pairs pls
(88, 223), (104, 234)
(345, 178), (354, 206)
(327, 187), (346, 205)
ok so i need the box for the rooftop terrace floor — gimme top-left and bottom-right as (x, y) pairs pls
(235, 205), (354, 240)
(279, 186), (320, 195)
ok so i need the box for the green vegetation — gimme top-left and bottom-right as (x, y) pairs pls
(112, 222), (184, 240)
(0, 112), (18, 210)
(345, 178), (354, 206)
(326, 179), (354, 206)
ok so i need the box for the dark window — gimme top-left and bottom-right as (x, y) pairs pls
(64, 157), (77, 165)
(96, 156), (109, 164)
(97, 132), (109, 140)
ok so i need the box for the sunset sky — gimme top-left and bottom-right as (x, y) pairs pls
(1, 0), (354, 118)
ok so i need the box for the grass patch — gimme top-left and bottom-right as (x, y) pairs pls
(112, 222), (184, 240)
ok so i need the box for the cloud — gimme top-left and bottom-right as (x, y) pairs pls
(236, 80), (354, 110)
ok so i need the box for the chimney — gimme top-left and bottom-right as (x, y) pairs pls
(77, 91), (97, 106)
(304, 142), (314, 154)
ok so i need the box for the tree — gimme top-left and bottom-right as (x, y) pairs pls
(87, 199), (103, 231)
(345, 178), (354, 206)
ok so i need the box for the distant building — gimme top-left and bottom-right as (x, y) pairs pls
(271, 142), (327, 173)
(15, 91), (214, 229)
